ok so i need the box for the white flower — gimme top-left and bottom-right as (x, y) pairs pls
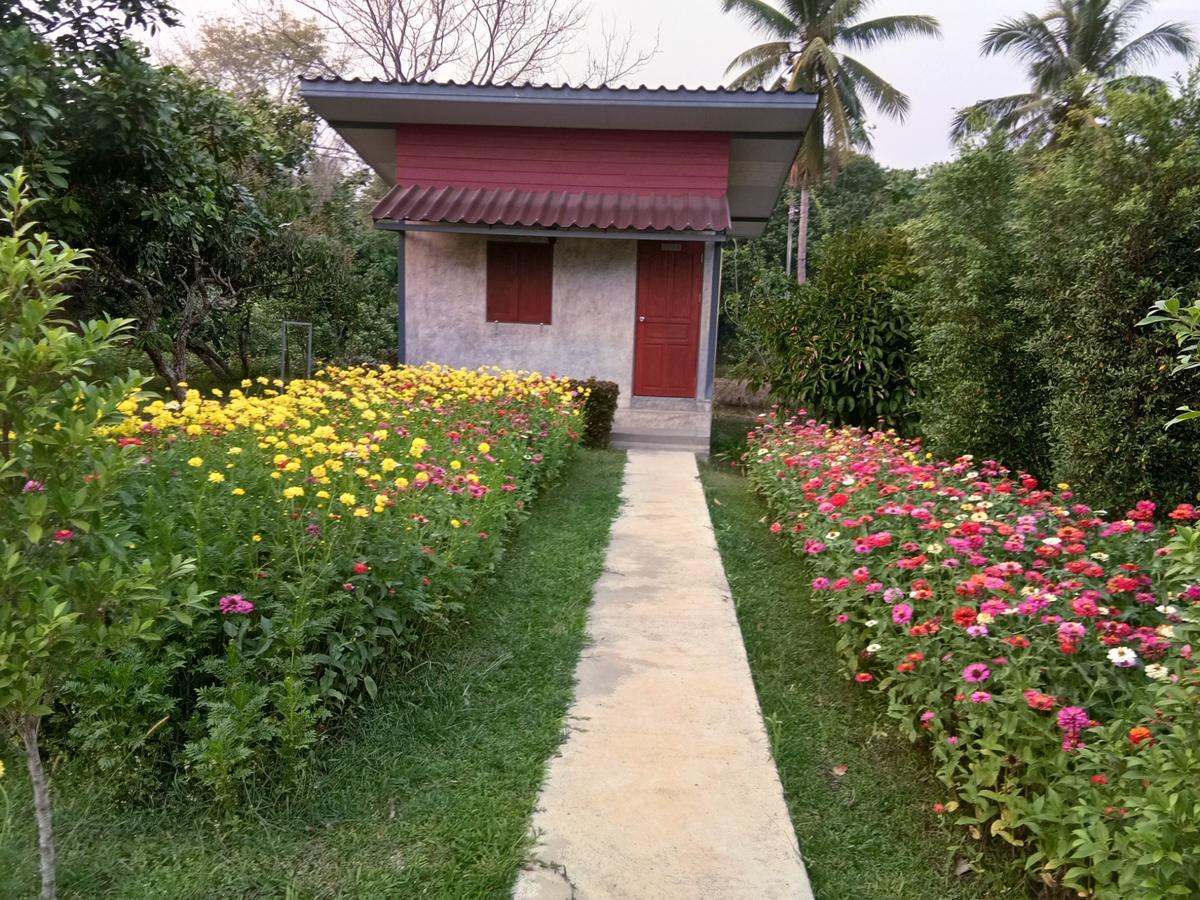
(1090, 551), (1110, 562)
(1042, 537), (1062, 546)
(1156, 604), (1179, 617)
(841, 476), (856, 486)
(866, 643), (882, 654)
(864, 619), (878, 628)
(825, 531), (841, 541)
(1145, 664), (1170, 681)
(1156, 625), (1176, 638)
(1107, 647), (1138, 668)
(925, 543), (944, 555)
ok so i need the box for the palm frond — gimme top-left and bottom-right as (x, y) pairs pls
(837, 14), (941, 50)
(949, 93), (1044, 142)
(838, 53), (910, 120)
(728, 56), (788, 89)
(724, 40), (792, 78)
(1104, 22), (1197, 74)
(982, 14), (1066, 66)
(720, 0), (796, 38)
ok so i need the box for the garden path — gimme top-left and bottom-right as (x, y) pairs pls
(512, 450), (813, 899)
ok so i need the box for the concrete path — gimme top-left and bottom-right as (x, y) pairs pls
(513, 451), (813, 900)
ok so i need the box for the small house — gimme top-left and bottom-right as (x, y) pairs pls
(300, 79), (815, 451)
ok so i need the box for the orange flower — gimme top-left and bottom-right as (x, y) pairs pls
(1128, 726), (1154, 747)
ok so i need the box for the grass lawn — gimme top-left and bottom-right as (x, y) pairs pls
(700, 465), (1030, 900)
(1, 448), (626, 900)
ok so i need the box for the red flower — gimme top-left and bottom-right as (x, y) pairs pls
(352, 562), (370, 575)
(53, 529), (75, 543)
(1091, 774), (1109, 785)
(854, 672), (874, 683)
(831, 493), (850, 507)
(952, 606), (977, 627)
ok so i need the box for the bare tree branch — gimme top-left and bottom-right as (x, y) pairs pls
(580, 13), (660, 86)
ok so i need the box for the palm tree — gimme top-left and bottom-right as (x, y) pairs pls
(722, 0), (940, 282)
(952, 0), (1195, 144)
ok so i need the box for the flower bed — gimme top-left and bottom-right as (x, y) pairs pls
(745, 414), (1200, 898)
(61, 364), (579, 796)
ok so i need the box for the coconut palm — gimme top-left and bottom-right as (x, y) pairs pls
(952, 0), (1195, 143)
(722, 0), (940, 282)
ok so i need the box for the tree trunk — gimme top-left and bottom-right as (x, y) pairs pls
(144, 346), (187, 401)
(796, 185), (810, 285)
(188, 340), (235, 383)
(785, 202), (795, 278)
(18, 716), (57, 900)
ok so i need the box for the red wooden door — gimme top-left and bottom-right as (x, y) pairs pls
(633, 241), (704, 398)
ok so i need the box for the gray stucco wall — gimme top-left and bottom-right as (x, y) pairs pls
(404, 231), (716, 407)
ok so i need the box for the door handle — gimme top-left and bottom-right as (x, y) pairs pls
(638, 316), (646, 322)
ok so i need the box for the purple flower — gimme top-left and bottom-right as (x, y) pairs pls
(811, 576), (831, 590)
(219, 593), (255, 615)
(966, 624), (989, 638)
(970, 691), (992, 703)
(23, 479), (45, 493)
(883, 587), (904, 603)
(962, 663), (991, 683)
(892, 603), (914, 624)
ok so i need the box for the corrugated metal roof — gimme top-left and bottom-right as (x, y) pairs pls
(374, 184), (731, 233)
(299, 76), (799, 97)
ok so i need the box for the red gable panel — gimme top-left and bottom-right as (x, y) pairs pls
(394, 124), (730, 196)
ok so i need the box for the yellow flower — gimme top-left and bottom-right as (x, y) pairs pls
(252, 534), (262, 542)
(283, 486), (305, 499)
(187, 457), (203, 468)
(478, 442), (491, 454)
(451, 519), (461, 528)
(353, 507), (370, 518)
(339, 492), (357, 505)
(381, 458), (399, 472)
(317, 490), (331, 499)
(450, 460), (462, 470)
(409, 437), (428, 458)
(231, 488), (246, 496)
(0, 758), (6, 779)
(207, 472), (225, 483)
(394, 477), (410, 489)
(186, 424), (203, 436)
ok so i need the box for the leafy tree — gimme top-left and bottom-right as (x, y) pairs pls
(170, 10), (333, 100)
(1139, 294), (1200, 427)
(721, 0), (939, 282)
(727, 225), (917, 428)
(907, 135), (1048, 475)
(952, 0), (1195, 143)
(2, 0), (177, 55)
(0, 168), (191, 900)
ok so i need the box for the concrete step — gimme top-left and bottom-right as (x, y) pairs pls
(611, 431), (710, 455)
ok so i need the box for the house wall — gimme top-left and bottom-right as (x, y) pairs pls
(405, 232), (640, 404)
(395, 124), (730, 196)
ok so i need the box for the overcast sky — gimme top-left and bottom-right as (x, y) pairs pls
(170, 0), (1200, 169)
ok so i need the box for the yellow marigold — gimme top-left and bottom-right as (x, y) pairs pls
(394, 477), (410, 489)
(231, 487), (246, 496)
(207, 472), (225, 483)
(187, 457), (203, 468)
(186, 424), (203, 436)
(450, 460), (462, 470)
(353, 507), (370, 518)
(478, 442), (491, 454)
(252, 534), (262, 542)
(381, 458), (399, 472)
(339, 492), (356, 505)
(283, 486), (305, 499)
(451, 519), (461, 528)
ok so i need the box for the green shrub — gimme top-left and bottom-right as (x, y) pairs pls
(727, 226), (918, 429)
(574, 378), (619, 448)
(907, 135), (1049, 476)
(1012, 84), (1200, 509)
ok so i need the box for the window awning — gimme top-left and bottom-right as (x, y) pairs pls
(372, 184), (731, 234)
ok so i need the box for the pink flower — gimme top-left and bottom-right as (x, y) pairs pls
(962, 663), (991, 683)
(812, 577), (831, 590)
(23, 479), (45, 493)
(1058, 706), (1090, 733)
(352, 561), (370, 575)
(970, 691), (992, 703)
(53, 529), (75, 543)
(219, 593), (255, 615)
(892, 603), (914, 624)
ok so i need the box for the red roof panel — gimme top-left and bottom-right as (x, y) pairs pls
(373, 184), (730, 233)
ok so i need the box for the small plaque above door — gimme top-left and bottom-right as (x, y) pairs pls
(660, 243), (682, 251)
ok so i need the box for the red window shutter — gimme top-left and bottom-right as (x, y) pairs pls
(486, 242), (520, 322)
(517, 242), (552, 324)
(487, 241), (553, 324)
